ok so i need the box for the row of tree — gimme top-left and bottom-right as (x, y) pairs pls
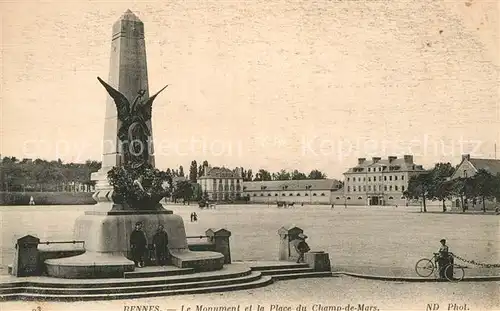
(404, 162), (500, 213)
(0, 156), (101, 192)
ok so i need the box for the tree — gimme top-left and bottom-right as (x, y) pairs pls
(469, 169), (499, 212)
(254, 169), (272, 181)
(198, 165), (204, 178)
(429, 163), (455, 212)
(179, 166), (185, 177)
(291, 170), (307, 180)
(172, 180), (193, 204)
(189, 160), (198, 182)
(308, 170), (326, 179)
(246, 169), (253, 182)
(274, 169), (291, 181)
(403, 172), (433, 212)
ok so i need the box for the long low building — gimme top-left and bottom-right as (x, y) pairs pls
(242, 179), (343, 204)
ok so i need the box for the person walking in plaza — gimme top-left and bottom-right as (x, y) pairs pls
(152, 224), (169, 266)
(295, 233), (310, 263)
(130, 222), (147, 267)
(437, 238), (452, 279)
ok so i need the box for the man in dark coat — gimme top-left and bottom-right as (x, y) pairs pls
(130, 222), (147, 267)
(152, 224), (169, 265)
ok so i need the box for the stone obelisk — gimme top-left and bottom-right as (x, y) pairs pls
(91, 9), (155, 204)
(43, 10), (225, 278)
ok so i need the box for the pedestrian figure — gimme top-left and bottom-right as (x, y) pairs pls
(437, 238), (452, 279)
(152, 224), (169, 266)
(130, 222), (147, 267)
(331, 203), (334, 209)
(193, 212), (198, 222)
(295, 233), (310, 263)
(29, 196), (35, 205)
(190, 212), (194, 222)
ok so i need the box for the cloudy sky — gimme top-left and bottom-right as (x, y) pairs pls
(1, 0), (498, 178)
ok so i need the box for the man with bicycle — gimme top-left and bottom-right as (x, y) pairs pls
(437, 238), (453, 279)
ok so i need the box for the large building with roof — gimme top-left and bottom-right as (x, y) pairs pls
(451, 154), (500, 180)
(342, 155), (426, 206)
(242, 179), (343, 204)
(197, 166), (244, 202)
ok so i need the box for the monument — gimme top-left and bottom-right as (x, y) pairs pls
(44, 10), (224, 278)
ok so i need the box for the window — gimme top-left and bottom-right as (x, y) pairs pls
(384, 186), (387, 191)
(347, 197), (351, 200)
(297, 193), (301, 196)
(313, 193), (317, 196)
(358, 196), (362, 200)
(389, 185), (393, 191)
(321, 193), (325, 196)
(368, 185), (372, 191)
(347, 177), (350, 182)
(305, 193), (309, 196)
(363, 177), (366, 181)
(395, 176), (398, 181)
(389, 176), (392, 181)
(275, 194), (278, 196)
(388, 196), (394, 199)
(336, 197), (340, 199)
(402, 185), (405, 191)
(347, 186), (350, 192)
(289, 193), (293, 196)
(363, 186), (366, 191)
(268, 193), (271, 196)
(379, 167), (382, 172)
(401, 175), (404, 180)
(395, 186), (398, 191)
(368, 168), (371, 172)
(260, 193), (264, 196)
(358, 186), (361, 191)
(379, 185), (383, 191)
(368, 177), (371, 182)
(253, 194), (257, 196)
(379, 176), (382, 181)
(384, 176), (387, 181)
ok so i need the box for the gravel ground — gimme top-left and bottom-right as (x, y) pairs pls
(2, 277), (499, 311)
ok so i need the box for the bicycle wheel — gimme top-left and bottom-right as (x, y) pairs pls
(415, 258), (435, 277)
(445, 264), (464, 282)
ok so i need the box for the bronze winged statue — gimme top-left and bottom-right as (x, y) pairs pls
(97, 77), (169, 168)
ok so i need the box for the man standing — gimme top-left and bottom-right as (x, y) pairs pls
(295, 233), (310, 263)
(152, 224), (169, 266)
(130, 222), (147, 267)
(437, 238), (451, 279)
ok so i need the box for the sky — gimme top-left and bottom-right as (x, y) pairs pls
(1, 0), (499, 179)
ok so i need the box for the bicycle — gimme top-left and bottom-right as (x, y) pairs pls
(415, 252), (465, 282)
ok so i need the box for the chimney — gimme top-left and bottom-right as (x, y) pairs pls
(372, 157), (381, 163)
(462, 154), (470, 161)
(357, 158), (366, 165)
(403, 155), (413, 164)
(388, 156), (397, 163)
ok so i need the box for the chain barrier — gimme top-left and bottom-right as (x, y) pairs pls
(451, 253), (500, 268)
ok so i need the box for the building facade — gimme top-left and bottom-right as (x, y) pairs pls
(341, 155), (426, 206)
(197, 166), (244, 202)
(242, 179), (343, 204)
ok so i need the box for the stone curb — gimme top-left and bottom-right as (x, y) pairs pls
(334, 271), (500, 282)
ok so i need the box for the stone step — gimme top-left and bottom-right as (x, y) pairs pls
(259, 267), (315, 275)
(271, 271), (334, 281)
(0, 275), (274, 301)
(0, 272), (263, 296)
(123, 267), (195, 278)
(250, 263), (310, 271)
(0, 267), (253, 290)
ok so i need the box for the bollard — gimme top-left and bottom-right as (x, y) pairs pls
(206, 228), (232, 264)
(277, 226), (303, 261)
(11, 235), (40, 277)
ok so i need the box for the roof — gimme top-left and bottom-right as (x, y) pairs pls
(199, 167), (240, 179)
(344, 157), (424, 174)
(242, 179), (342, 192)
(469, 158), (500, 175)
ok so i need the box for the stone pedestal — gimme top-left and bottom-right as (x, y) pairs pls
(11, 235), (40, 277)
(304, 251), (331, 272)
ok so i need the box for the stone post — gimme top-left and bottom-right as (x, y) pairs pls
(277, 226), (303, 261)
(304, 251), (331, 272)
(206, 228), (232, 264)
(11, 235), (40, 277)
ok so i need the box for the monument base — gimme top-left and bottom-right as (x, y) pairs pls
(44, 204), (224, 278)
